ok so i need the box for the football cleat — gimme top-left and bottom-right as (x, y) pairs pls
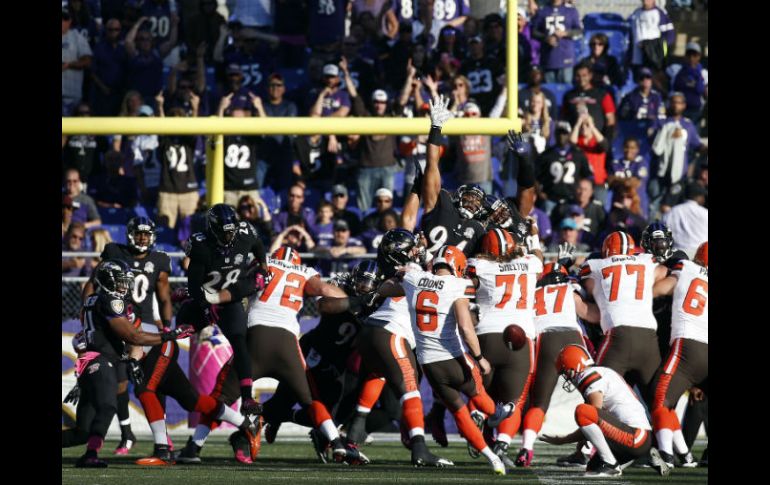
(467, 410), (486, 458)
(411, 437), (454, 467)
(228, 430), (253, 464)
(659, 450), (675, 467)
(585, 460), (622, 477)
(699, 448), (708, 467)
(677, 451), (698, 468)
(264, 421), (280, 444)
(490, 454), (506, 475)
(515, 447), (533, 467)
(335, 441), (370, 465)
(114, 438), (135, 455)
(556, 449), (590, 468)
(487, 402), (515, 428)
(75, 453), (108, 468)
(175, 436), (202, 464)
(492, 441), (516, 469)
(135, 444), (175, 466)
(309, 429), (330, 464)
(649, 448), (672, 477)
(399, 418), (412, 450)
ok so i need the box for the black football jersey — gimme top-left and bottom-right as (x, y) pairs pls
(223, 135), (260, 191)
(81, 292), (129, 363)
(101, 243), (171, 325)
(186, 221), (267, 306)
(301, 311), (360, 371)
(420, 189), (485, 257)
(159, 135), (198, 193)
(653, 249), (689, 355)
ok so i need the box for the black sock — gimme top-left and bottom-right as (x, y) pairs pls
(117, 390), (131, 436)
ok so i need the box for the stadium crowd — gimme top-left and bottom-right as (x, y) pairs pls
(63, 0), (708, 278)
(62, 0), (708, 477)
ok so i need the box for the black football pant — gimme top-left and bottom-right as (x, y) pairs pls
(61, 355), (118, 448)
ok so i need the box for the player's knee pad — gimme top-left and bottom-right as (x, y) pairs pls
(575, 403), (599, 427)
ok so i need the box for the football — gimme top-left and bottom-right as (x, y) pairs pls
(503, 324), (527, 351)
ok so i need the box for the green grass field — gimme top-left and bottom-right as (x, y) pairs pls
(62, 437), (708, 484)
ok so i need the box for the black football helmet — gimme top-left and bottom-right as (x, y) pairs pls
(94, 259), (135, 299)
(536, 261), (571, 288)
(641, 222), (673, 261)
(127, 216), (157, 253)
(207, 204), (239, 248)
(378, 229), (418, 270)
(351, 260), (381, 296)
(453, 184), (485, 219)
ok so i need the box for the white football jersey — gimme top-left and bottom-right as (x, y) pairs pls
(576, 366), (651, 431)
(247, 258), (319, 335)
(402, 269), (476, 364)
(670, 260), (708, 344)
(468, 255), (543, 338)
(534, 282), (583, 334)
(580, 254), (658, 332)
(365, 296), (416, 349)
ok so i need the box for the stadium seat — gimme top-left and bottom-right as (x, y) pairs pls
(259, 186), (279, 214)
(393, 169), (405, 200)
(278, 68), (306, 93)
(582, 12), (628, 32)
(541, 83), (573, 112)
(98, 207), (133, 225)
(155, 224), (178, 245)
(132, 205), (150, 219)
(99, 224), (128, 245)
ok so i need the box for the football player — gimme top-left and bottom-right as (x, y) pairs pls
(71, 260), (193, 468)
(321, 229), (453, 467)
(465, 228), (543, 467)
(375, 245), (513, 476)
(579, 231), (668, 403)
(541, 345), (670, 478)
(184, 204), (269, 416)
(178, 246), (369, 465)
(649, 241), (708, 468)
(81, 216), (173, 454)
(640, 222), (689, 358)
(516, 261), (601, 467)
(260, 261), (382, 448)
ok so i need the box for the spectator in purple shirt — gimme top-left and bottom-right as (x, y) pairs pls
(531, 0), (583, 84)
(272, 183), (317, 235)
(308, 0), (348, 54)
(360, 208), (400, 252)
(618, 67), (666, 124)
(220, 28), (276, 94)
(310, 63), (352, 162)
(125, 14), (179, 102)
(314, 200), (337, 249)
(90, 18), (128, 116)
(666, 42), (708, 124)
(518, 7), (540, 67)
(314, 219), (367, 275)
(608, 137), (651, 217)
(649, 92), (708, 218)
(87, 150), (138, 209)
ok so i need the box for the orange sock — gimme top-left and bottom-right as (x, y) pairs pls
(497, 406), (523, 439)
(357, 376), (385, 413)
(470, 390), (495, 416)
(453, 406), (488, 452)
(308, 400), (333, 428)
(523, 406), (545, 434)
(401, 393), (425, 438)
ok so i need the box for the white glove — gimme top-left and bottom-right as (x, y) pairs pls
(429, 94), (454, 129)
(558, 242), (577, 262)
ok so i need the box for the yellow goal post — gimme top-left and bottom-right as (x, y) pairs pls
(62, 0), (520, 206)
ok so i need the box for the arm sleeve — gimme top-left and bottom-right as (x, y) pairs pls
(659, 9), (676, 48)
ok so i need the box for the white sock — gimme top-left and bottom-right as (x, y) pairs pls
(581, 441), (595, 455)
(580, 424), (617, 465)
(356, 406), (372, 414)
(216, 404), (247, 428)
(319, 419), (340, 442)
(149, 420), (168, 445)
(408, 427), (425, 438)
(120, 418), (131, 426)
(672, 429), (689, 455)
(522, 429), (537, 450)
(655, 429), (674, 455)
(192, 424), (212, 447)
(480, 446), (498, 463)
(496, 433), (512, 445)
